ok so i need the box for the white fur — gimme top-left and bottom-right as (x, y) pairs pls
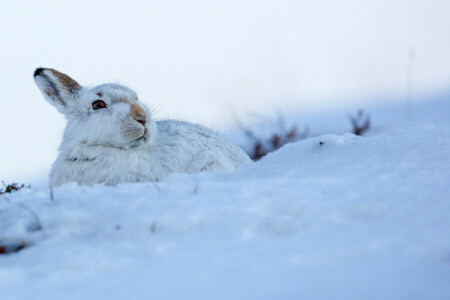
(34, 68), (251, 187)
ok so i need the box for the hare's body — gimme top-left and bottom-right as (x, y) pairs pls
(50, 120), (250, 186)
(34, 68), (250, 187)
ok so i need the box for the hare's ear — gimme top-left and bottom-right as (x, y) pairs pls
(34, 68), (82, 114)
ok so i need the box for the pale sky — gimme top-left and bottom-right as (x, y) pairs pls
(1, 0), (449, 181)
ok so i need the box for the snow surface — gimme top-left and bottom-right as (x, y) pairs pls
(1, 123), (450, 299)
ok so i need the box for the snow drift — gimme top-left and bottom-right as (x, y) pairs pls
(1, 124), (450, 299)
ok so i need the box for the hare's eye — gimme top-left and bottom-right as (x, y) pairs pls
(92, 100), (107, 110)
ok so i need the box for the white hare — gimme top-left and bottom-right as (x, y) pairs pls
(34, 68), (251, 187)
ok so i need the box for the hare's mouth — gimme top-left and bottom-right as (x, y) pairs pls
(127, 130), (149, 149)
(135, 135), (146, 143)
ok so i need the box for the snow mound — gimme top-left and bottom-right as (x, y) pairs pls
(1, 125), (450, 299)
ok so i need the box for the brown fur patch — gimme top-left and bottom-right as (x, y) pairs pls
(48, 69), (81, 93)
(96, 92), (103, 97)
(45, 88), (66, 106)
(130, 103), (146, 120)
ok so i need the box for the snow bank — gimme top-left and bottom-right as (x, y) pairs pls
(1, 125), (450, 299)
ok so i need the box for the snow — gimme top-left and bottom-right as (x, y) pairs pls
(1, 120), (450, 299)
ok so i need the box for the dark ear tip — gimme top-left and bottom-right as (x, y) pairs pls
(34, 68), (45, 77)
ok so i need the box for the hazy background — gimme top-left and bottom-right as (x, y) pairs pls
(1, 0), (449, 182)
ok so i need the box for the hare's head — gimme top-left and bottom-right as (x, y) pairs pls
(34, 68), (153, 149)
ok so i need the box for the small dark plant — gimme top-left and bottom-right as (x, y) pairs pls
(0, 240), (26, 254)
(0, 181), (30, 195)
(349, 109), (370, 136)
(233, 112), (308, 161)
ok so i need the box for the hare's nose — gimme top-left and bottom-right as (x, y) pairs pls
(130, 103), (147, 124)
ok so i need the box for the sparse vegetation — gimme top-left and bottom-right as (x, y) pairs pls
(236, 108), (372, 160)
(0, 181), (30, 195)
(234, 112), (308, 161)
(349, 109), (371, 136)
(0, 240), (26, 254)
